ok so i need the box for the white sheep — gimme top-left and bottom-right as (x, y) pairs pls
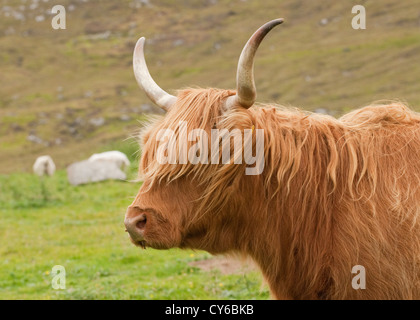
(33, 155), (56, 176)
(88, 151), (130, 170)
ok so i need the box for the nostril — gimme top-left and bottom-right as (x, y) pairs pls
(136, 215), (147, 230)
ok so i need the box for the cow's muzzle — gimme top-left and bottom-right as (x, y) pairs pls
(124, 211), (147, 245)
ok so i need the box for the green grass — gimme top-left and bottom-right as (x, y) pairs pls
(0, 171), (268, 300)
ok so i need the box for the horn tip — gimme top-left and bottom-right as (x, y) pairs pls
(135, 37), (146, 48)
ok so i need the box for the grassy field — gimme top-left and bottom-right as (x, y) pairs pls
(0, 166), (268, 299)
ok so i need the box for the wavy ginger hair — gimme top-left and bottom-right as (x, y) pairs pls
(137, 87), (420, 299)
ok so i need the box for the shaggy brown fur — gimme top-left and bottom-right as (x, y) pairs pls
(131, 88), (420, 299)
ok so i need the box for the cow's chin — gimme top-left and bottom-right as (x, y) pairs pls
(130, 238), (147, 249)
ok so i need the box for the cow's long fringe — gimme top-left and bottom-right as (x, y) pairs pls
(138, 88), (420, 299)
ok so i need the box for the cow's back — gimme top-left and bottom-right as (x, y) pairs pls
(332, 103), (420, 299)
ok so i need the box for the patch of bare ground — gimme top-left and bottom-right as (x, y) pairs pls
(189, 255), (257, 275)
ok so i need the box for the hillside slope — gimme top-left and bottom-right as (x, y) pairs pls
(1, 0), (420, 174)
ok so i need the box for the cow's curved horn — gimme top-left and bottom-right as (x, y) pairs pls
(225, 19), (284, 110)
(133, 37), (176, 111)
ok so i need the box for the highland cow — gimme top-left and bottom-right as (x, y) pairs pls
(124, 19), (420, 299)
